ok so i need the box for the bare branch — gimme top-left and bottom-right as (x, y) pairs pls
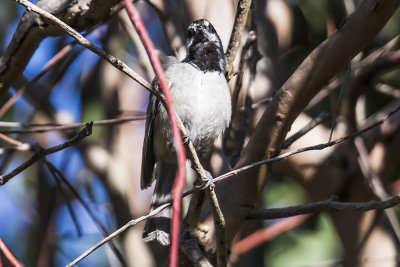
(225, 31), (258, 166)
(342, 39), (400, 134)
(210, 0), (400, 248)
(15, 2), (228, 264)
(376, 83), (400, 98)
(232, 215), (309, 256)
(226, 0), (252, 77)
(67, 185), (400, 266)
(14, 0), (152, 93)
(0, 41), (74, 119)
(1, 0), (122, 96)
(246, 194), (400, 220)
(66, 203), (170, 267)
(0, 133), (31, 151)
(0, 122), (93, 185)
(44, 159), (126, 265)
(214, 104), (400, 183)
(354, 137), (400, 242)
(47, 160), (83, 236)
(0, 238), (23, 267)
(0, 115), (146, 134)
(281, 112), (330, 149)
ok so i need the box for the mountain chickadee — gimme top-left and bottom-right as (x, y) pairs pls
(141, 19), (231, 246)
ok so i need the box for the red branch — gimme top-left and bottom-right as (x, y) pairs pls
(0, 238), (23, 267)
(232, 215), (309, 256)
(123, 1), (186, 266)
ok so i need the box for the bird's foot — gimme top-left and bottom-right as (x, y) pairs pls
(183, 134), (191, 145)
(196, 171), (214, 190)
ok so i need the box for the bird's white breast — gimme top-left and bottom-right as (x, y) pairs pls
(156, 62), (231, 152)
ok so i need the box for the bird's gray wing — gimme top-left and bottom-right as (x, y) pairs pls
(140, 80), (159, 189)
(140, 55), (178, 189)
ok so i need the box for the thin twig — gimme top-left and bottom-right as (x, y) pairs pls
(214, 104), (400, 184)
(68, 101), (400, 266)
(64, 98), (400, 264)
(232, 214), (310, 255)
(15, 0), (153, 92)
(44, 159), (127, 266)
(118, 12), (155, 78)
(0, 122), (93, 185)
(0, 42), (74, 119)
(376, 83), (400, 98)
(306, 77), (342, 110)
(0, 115), (145, 134)
(341, 39), (400, 135)
(354, 137), (400, 242)
(67, 187), (400, 266)
(226, 0), (253, 78)
(16, 1), (225, 265)
(66, 203), (170, 267)
(0, 238), (23, 267)
(230, 31), (257, 114)
(70, 187), (201, 266)
(225, 31), (257, 165)
(246, 194), (400, 220)
(0, 133), (31, 151)
(281, 112), (330, 149)
(329, 70), (348, 142)
(0, 4), (128, 119)
(46, 160), (82, 236)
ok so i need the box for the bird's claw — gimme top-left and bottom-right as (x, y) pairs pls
(183, 135), (191, 144)
(196, 171), (214, 190)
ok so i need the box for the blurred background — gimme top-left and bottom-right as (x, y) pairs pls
(1, 0), (400, 266)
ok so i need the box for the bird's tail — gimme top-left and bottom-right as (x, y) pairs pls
(143, 163), (176, 246)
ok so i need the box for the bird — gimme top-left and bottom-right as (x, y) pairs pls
(141, 19), (231, 246)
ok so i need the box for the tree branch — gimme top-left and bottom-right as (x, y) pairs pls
(281, 112), (330, 149)
(66, 203), (171, 267)
(232, 215), (309, 256)
(213, 103), (400, 184)
(66, 184), (400, 266)
(225, 0), (252, 77)
(208, 0), (400, 249)
(13, 1), (228, 265)
(246, 195), (400, 220)
(0, 238), (23, 267)
(1, 0), (122, 96)
(13, 0), (152, 93)
(354, 137), (400, 242)
(0, 122), (93, 185)
(0, 115), (145, 134)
